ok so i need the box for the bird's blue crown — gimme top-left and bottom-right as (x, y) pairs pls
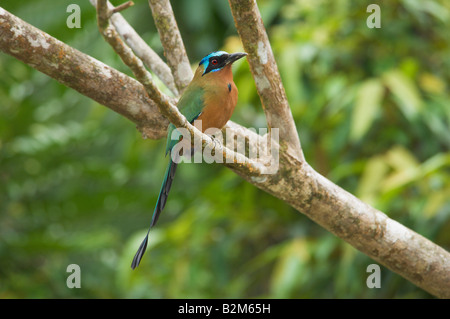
(199, 51), (229, 75)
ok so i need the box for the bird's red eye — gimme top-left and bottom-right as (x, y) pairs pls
(211, 59), (218, 65)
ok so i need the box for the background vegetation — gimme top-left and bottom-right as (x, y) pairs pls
(1, 0), (449, 298)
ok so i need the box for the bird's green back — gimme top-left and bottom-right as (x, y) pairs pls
(165, 86), (205, 155)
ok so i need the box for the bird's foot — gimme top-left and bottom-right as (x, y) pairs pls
(208, 135), (222, 152)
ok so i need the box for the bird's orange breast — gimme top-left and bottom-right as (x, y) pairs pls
(195, 64), (238, 132)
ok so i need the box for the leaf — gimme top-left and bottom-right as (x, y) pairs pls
(419, 73), (446, 94)
(424, 189), (450, 218)
(383, 70), (422, 119)
(270, 239), (308, 298)
(385, 145), (419, 171)
(350, 79), (384, 141)
(382, 146), (421, 192)
(357, 155), (389, 205)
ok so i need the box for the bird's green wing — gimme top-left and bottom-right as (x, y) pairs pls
(165, 86), (205, 154)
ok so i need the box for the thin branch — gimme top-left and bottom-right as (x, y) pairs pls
(111, 0), (134, 14)
(96, 0), (174, 120)
(89, 0), (179, 96)
(228, 0), (303, 160)
(148, 0), (193, 92)
(95, 0), (267, 176)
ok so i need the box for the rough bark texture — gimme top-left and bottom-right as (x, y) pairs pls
(1, 6), (449, 298)
(89, 0), (179, 96)
(148, 0), (193, 92)
(228, 0), (303, 159)
(244, 149), (450, 298)
(0, 7), (168, 139)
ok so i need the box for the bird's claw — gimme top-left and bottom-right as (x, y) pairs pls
(208, 135), (221, 151)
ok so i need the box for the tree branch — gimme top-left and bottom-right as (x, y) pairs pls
(148, 0), (193, 92)
(89, 0), (179, 96)
(243, 148), (450, 298)
(0, 6), (168, 139)
(228, 0), (303, 160)
(111, 0), (134, 14)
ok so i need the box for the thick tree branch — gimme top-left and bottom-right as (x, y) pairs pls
(242, 148), (450, 298)
(0, 6), (168, 139)
(148, 0), (193, 92)
(1, 6), (449, 297)
(228, 0), (303, 160)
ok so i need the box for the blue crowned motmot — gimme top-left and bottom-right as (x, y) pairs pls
(131, 51), (247, 269)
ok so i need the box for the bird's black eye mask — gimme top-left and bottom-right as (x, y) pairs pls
(202, 54), (228, 76)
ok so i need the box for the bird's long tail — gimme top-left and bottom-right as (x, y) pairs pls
(131, 154), (178, 269)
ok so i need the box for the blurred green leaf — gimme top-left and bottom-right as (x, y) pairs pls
(383, 70), (422, 119)
(270, 239), (308, 298)
(350, 79), (384, 141)
(357, 155), (389, 205)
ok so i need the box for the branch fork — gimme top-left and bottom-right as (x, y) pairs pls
(96, 0), (271, 177)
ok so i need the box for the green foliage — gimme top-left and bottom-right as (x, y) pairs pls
(0, 0), (449, 298)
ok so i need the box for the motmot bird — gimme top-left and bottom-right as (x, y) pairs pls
(131, 51), (247, 269)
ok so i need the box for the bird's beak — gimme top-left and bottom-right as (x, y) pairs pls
(225, 52), (247, 65)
